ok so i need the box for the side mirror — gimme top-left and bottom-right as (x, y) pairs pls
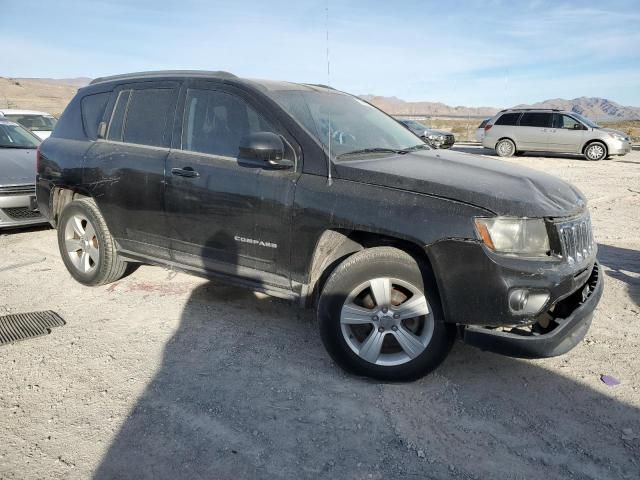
(572, 123), (583, 130)
(238, 132), (293, 170)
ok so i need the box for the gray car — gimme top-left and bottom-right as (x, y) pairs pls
(0, 120), (47, 228)
(482, 108), (631, 161)
(398, 119), (455, 149)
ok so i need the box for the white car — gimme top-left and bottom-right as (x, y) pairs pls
(475, 118), (491, 143)
(0, 109), (57, 140)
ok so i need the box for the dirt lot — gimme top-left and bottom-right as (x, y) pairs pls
(1, 147), (639, 480)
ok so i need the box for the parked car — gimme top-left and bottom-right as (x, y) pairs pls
(476, 117), (491, 143)
(482, 108), (631, 161)
(38, 71), (602, 381)
(397, 118), (455, 149)
(0, 109), (58, 140)
(0, 120), (47, 228)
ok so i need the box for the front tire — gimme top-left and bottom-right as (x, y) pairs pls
(495, 138), (516, 157)
(584, 141), (607, 161)
(318, 247), (455, 381)
(57, 198), (127, 286)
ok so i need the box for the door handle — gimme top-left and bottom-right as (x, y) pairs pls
(171, 167), (200, 178)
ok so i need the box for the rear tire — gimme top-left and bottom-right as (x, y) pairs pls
(57, 198), (127, 286)
(495, 138), (516, 157)
(584, 141), (607, 161)
(317, 247), (455, 381)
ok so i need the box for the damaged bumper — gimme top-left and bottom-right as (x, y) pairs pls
(461, 262), (603, 358)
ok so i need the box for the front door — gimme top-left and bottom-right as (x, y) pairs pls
(517, 112), (552, 151)
(548, 113), (586, 153)
(164, 82), (298, 289)
(83, 81), (180, 260)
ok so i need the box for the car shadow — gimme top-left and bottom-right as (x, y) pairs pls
(598, 243), (640, 306)
(0, 224), (51, 236)
(92, 255), (640, 479)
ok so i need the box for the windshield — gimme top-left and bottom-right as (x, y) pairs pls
(269, 90), (427, 159)
(571, 113), (599, 129)
(0, 123), (41, 148)
(4, 114), (57, 132)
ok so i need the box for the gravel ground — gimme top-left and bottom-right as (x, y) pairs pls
(1, 148), (639, 480)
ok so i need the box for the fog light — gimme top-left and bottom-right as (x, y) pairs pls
(508, 289), (550, 315)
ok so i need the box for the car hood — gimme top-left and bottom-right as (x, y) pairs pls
(0, 148), (38, 185)
(32, 130), (51, 140)
(334, 149), (586, 217)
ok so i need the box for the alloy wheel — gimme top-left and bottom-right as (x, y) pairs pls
(340, 277), (434, 366)
(64, 214), (100, 273)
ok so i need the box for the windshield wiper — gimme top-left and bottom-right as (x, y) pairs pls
(398, 144), (431, 153)
(336, 147), (403, 159)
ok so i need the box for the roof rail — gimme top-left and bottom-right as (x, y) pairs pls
(500, 108), (563, 112)
(90, 70), (238, 85)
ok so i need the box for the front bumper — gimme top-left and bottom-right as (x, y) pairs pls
(461, 262), (602, 358)
(607, 139), (631, 156)
(423, 136), (455, 149)
(0, 193), (47, 229)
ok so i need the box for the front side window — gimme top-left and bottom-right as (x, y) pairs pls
(0, 123), (40, 148)
(181, 89), (274, 157)
(519, 112), (552, 128)
(556, 114), (583, 130)
(269, 90), (425, 159)
(4, 114), (57, 132)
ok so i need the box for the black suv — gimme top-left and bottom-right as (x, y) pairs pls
(37, 71), (603, 381)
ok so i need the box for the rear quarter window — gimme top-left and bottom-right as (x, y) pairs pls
(495, 113), (520, 126)
(81, 92), (110, 139)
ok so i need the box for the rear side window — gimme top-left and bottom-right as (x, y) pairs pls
(81, 92), (110, 139)
(495, 113), (520, 126)
(123, 89), (174, 147)
(107, 88), (175, 147)
(107, 90), (130, 141)
(519, 112), (552, 128)
(181, 88), (274, 157)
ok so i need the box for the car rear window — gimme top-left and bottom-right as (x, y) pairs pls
(81, 92), (110, 139)
(494, 113), (520, 126)
(519, 112), (552, 128)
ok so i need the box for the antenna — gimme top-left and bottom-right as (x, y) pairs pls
(325, 0), (333, 186)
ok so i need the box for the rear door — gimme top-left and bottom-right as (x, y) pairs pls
(83, 81), (180, 260)
(548, 114), (586, 153)
(517, 112), (552, 151)
(164, 81), (299, 288)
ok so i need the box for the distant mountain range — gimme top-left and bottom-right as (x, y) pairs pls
(360, 95), (640, 121)
(1, 76), (638, 121)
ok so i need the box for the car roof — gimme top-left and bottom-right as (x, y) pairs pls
(0, 109), (54, 116)
(87, 70), (339, 95)
(498, 108), (571, 114)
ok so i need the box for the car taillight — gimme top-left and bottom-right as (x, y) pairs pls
(484, 124), (493, 132)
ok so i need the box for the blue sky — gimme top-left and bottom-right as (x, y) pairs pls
(1, 0), (639, 107)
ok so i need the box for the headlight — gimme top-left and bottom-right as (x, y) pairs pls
(428, 134), (437, 139)
(609, 133), (627, 141)
(474, 217), (550, 257)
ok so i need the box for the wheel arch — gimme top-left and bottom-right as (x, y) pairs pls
(49, 186), (91, 227)
(303, 229), (440, 308)
(581, 139), (608, 154)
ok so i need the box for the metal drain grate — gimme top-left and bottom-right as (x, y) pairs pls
(0, 311), (66, 346)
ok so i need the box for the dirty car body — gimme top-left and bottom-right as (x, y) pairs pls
(37, 71), (602, 379)
(0, 120), (46, 229)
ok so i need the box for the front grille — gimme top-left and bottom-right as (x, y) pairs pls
(2, 207), (42, 220)
(0, 184), (36, 196)
(555, 215), (595, 265)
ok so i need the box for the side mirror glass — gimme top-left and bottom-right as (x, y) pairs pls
(238, 132), (293, 170)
